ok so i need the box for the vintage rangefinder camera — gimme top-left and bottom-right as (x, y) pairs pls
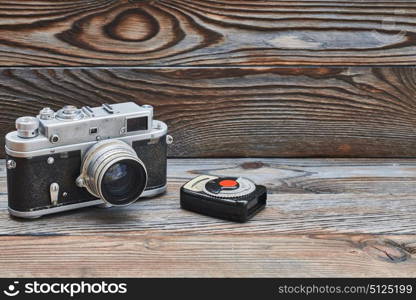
(5, 102), (171, 218)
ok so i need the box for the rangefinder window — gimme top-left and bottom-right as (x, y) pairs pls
(89, 127), (98, 134)
(127, 116), (148, 132)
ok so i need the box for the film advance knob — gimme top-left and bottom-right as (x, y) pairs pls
(16, 116), (40, 138)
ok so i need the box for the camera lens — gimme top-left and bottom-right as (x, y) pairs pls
(79, 140), (148, 206)
(101, 160), (146, 205)
(103, 163), (131, 196)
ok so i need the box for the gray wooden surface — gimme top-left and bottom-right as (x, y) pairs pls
(0, 158), (415, 277)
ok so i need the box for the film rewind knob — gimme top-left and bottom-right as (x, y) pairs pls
(16, 116), (40, 138)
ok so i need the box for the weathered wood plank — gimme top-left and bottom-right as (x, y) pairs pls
(1, 158), (416, 236)
(3, 193), (416, 235)
(0, 234), (415, 277)
(1, 158), (416, 277)
(0, 0), (415, 66)
(1, 66), (416, 158)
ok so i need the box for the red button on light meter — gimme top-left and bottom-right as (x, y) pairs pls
(219, 179), (238, 187)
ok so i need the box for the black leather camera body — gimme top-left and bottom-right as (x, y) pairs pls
(5, 102), (171, 218)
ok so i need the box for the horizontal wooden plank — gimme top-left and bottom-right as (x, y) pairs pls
(1, 158), (416, 236)
(0, 234), (415, 277)
(0, 0), (415, 66)
(2, 193), (416, 235)
(1, 66), (416, 157)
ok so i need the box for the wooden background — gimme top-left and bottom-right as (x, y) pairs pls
(1, 0), (416, 278)
(1, 0), (416, 66)
(0, 0), (416, 157)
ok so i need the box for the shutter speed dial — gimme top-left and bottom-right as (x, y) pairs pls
(56, 105), (84, 121)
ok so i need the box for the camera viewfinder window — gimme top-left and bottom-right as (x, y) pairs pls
(127, 117), (148, 132)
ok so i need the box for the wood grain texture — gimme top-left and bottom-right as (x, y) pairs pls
(1, 66), (416, 158)
(0, 0), (415, 66)
(1, 158), (416, 236)
(1, 234), (415, 277)
(1, 158), (416, 277)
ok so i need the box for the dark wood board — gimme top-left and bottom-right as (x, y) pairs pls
(1, 0), (415, 278)
(0, 0), (415, 66)
(1, 158), (416, 277)
(1, 66), (416, 158)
